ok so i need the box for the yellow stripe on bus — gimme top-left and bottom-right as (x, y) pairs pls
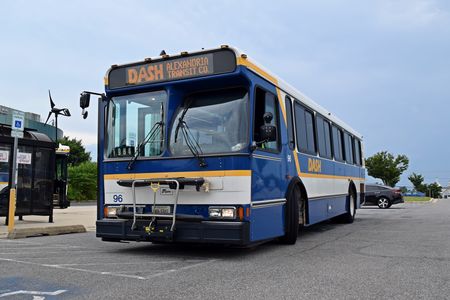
(293, 152), (301, 174)
(104, 170), (252, 180)
(237, 58), (286, 128)
(237, 57), (278, 85)
(276, 88), (287, 124)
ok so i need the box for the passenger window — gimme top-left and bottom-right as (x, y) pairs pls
(254, 88), (280, 151)
(332, 125), (344, 162)
(344, 132), (354, 164)
(285, 96), (295, 150)
(294, 102), (316, 154)
(354, 138), (362, 165)
(316, 116), (332, 159)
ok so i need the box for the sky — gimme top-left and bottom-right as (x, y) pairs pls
(1, 0), (449, 186)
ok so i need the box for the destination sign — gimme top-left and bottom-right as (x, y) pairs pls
(108, 49), (236, 89)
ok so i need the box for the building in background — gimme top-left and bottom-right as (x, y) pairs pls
(442, 183), (450, 199)
(0, 105), (63, 142)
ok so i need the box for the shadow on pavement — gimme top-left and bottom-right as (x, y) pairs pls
(111, 220), (347, 259)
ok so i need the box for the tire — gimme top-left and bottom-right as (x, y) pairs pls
(377, 197), (391, 209)
(279, 185), (302, 245)
(337, 189), (356, 223)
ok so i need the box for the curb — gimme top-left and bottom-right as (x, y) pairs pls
(6, 225), (87, 239)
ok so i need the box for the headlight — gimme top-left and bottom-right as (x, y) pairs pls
(104, 206), (120, 218)
(209, 208), (222, 218)
(208, 207), (236, 219)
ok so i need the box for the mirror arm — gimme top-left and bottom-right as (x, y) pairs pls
(82, 91), (105, 98)
(80, 91), (107, 119)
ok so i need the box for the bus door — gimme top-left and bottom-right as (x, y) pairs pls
(250, 87), (285, 241)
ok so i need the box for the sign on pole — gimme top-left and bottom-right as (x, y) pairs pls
(11, 111), (24, 139)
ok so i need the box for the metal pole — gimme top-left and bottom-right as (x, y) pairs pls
(8, 136), (18, 233)
(55, 115), (58, 143)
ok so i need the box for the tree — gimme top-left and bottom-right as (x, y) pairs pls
(408, 173), (425, 191)
(427, 182), (442, 198)
(59, 136), (91, 166)
(67, 161), (97, 201)
(365, 151), (409, 187)
(399, 186), (408, 194)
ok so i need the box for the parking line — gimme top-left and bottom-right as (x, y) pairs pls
(0, 256), (218, 281)
(53, 260), (206, 266)
(0, 257), (147, 280)
(0, 250), (105, 255)
(0, 246), (82, 250)
(144, 259), (217, 279)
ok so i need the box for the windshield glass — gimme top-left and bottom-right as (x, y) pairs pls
(170, 88), (248, 156)
(106, 90), (167, 158)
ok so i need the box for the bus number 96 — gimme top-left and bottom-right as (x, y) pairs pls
(113, 194), (123, 203)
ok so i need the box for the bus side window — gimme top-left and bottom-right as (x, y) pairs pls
(294, 102), (316, 154)
(354, 138), (362, 165)
(254, 88), (280, 152)
(316, 116), (332, 159)
(285, 96), (295, 150)
(332, 125), (344, 162)
(344, 132), (354, 164)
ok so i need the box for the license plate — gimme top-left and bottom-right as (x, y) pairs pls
(152, 206), (171, 214)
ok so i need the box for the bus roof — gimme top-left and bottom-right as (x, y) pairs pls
(105, 45), (363, 139)
(229, 46), (363, 139)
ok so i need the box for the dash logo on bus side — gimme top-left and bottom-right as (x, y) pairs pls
(113, 194), (123, 203)
(308, 158), (322, 173)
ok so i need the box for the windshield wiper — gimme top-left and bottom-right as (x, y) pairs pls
(174, 99), (192, 143)
(174, 100), (207, 168)
(127, 121), (164, 170)
(177, 120), (207, 167)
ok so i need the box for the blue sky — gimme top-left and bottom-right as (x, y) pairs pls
(1, 0), (449, 186)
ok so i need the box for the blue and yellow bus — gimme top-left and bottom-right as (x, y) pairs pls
(81, 45), (365, 245)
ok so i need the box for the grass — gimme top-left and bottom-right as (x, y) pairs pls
(404, 196), (432, 202)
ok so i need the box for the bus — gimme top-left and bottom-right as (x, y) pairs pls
(80, 45), (365, 245)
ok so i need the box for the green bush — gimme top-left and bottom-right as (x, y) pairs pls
(67, 162), (97, 201)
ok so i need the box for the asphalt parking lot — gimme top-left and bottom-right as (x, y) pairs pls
(0, 200), (449, 300)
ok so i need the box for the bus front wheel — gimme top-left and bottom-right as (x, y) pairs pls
(279, 185), (302, 245)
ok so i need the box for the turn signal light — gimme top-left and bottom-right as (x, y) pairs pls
(238, 207), (244, 221)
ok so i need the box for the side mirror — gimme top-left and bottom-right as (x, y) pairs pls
(80, 92), (91, 119)
(259, 112), (277, 142)
(260, 124), (277, 142)
(80, 92), (90, 109)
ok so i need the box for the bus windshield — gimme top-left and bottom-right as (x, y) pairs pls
(106, 90), (167, 158)
(170, 88), (248, 156)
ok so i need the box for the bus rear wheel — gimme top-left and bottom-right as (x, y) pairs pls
(337, 189), (356, 224)
(279, 185), (302, 245)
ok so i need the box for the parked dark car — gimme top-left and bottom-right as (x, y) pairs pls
(363, 184), (404, 209)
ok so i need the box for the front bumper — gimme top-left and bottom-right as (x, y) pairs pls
(96, 218), (250, 245)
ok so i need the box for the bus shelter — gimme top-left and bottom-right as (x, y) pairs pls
(0, 125), (56, 223)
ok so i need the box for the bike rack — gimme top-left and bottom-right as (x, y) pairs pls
(130, 179), (180, 232)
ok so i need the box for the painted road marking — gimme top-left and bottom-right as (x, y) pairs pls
(0, 239), (218, 281)
(0, 289), (66, 298)
(0, 256), (217, 281)
(144, 259), (218, 279)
